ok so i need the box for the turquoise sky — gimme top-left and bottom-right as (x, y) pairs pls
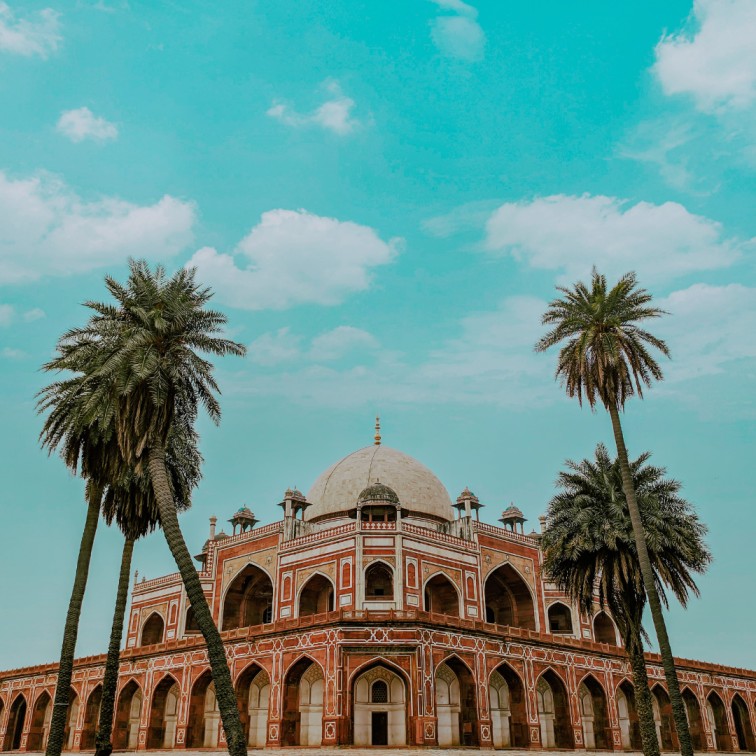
(1, 0), (755, 670)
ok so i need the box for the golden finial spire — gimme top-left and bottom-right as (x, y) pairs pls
(374, 416), (382, 446)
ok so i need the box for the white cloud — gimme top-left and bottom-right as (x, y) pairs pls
(188, 209), (399, 310)
(0, 304), (13, 327)
(0, 2), (60, 58)
(267, 81), (361, 136)
(310, 326), (378, 361)
(484, 194), (747, 284)
(0, 170), (195, 284)
(1, 346), (26, 359)
(23, 307), (45, 322)
(654, 0), (756, 113)
(249, 327), (303, 367)
(429, 0), (485, 61)
(658, 283), (756, 383)
(56, 107), (118, 143)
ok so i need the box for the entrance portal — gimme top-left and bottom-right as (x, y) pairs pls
(371, 712), (388, 745)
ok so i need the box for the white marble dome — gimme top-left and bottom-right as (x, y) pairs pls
(305, 445), (454, 522)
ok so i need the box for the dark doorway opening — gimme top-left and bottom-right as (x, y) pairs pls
(372, 711), (388, 745)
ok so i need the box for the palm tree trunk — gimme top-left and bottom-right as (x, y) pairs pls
(148, 445), (247, 756)
(623, 626), (661, 756)
(608, 404), (694, 756)
(95, 536), (135, 756)
(46, 484), (101, 756)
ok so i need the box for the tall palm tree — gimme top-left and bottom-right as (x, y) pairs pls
(542, 444), (711, 756)
(94, 412), (201, 756)
(62, 260), (247, 756)
(535, 269), (694, 754)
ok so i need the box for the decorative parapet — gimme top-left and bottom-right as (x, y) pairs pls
(474, 519), (540, 545)
(403, 522), (479, 551)
(280, 521), (357, 550)
(132, 572), (183, 594)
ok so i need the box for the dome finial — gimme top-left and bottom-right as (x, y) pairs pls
(374, 416), (381, 446)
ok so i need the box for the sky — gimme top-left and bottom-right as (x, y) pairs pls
(1, 0), (755, 671)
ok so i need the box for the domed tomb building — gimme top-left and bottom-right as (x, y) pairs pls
(1, 433), (756, 752)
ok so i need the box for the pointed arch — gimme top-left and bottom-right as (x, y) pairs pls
(140, 611), (165, 646)
(63, 688), (79, 752)
(113, 679), (142, 750)
(483, 563), (536, 630)
(221, 562), (274, 630)
(80, 684), (103, 750)
(297, 572), (335, 618)
(489, 662), (528, 748)
(2, 693), (27, 751)
(707, 690), (733, 752)
(547, 601), (574, 634)
(423, 572), (461, 618)
(435, 655), (479, 746)
(650, 684), (677, 751)
(26, 690), (52, 751)
(593, 611), (619, 645)
(235, 662), (269, 747)
(351, 660), (408, 746)
(536, 668), (573, 749)
(616, 680), (642, 751)
(281, 656), (324, 746)
(364, 560), (395, 601)
(186, 669), (219, 748)
(731, 692), (756, 752)
(681, 687), (704, 751)
(577, 674), (610, 750)
(147, 674), (180, 749)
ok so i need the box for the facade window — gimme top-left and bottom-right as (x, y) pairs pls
(371, 681), (388, 703)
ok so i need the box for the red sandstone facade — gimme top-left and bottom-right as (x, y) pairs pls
(1, 444), (755, 752)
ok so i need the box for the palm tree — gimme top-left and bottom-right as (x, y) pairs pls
(62, 260), (247, 756)
(94, 412), (201, 756)
(542, 444), (711, 756)
(535, 269), (694, 755)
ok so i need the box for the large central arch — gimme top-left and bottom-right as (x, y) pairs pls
(435, 657), (478, 747)
(352, 663), (407, 746)
(489, 663), (528, 748)
(222, 564), (274, 630)
(484, 564), (536, 629)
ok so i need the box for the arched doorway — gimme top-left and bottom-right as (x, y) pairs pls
(3, 695), (27, 752)
(617, 681), (642, 751)
(484, 565), (536, 629)
(732, 693), (756, 752)
(424, 574), (460, 618)
(578, 676), (610, 750)
(593, 612), (618, 645)
(113, 681), (142, 750)
(26, 691), (52, 751)
(140, 613), (164, 646)
(80, 685), (102, 750)
(298, 575), (334, 617)
(147, 676), (180, 749)
(707, 691), (732, 752)
(489, 664), (528, 748)
(184, 606), (200, 635)
(222, 565), (274, 630)
(63, 690), (79, 752)
(352, 664), (407, 746)
(236, 664), (270, 747)
(186, 671), (220, 748)
(435, 657), (478, 747)
(548, 603), (573, 634)
(281, 658), (323, 746)
(364, 562), (394, 602)
(537, 670), (573, 749)
(650, 685), (677, 751)
(682, 688), (704, 751)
